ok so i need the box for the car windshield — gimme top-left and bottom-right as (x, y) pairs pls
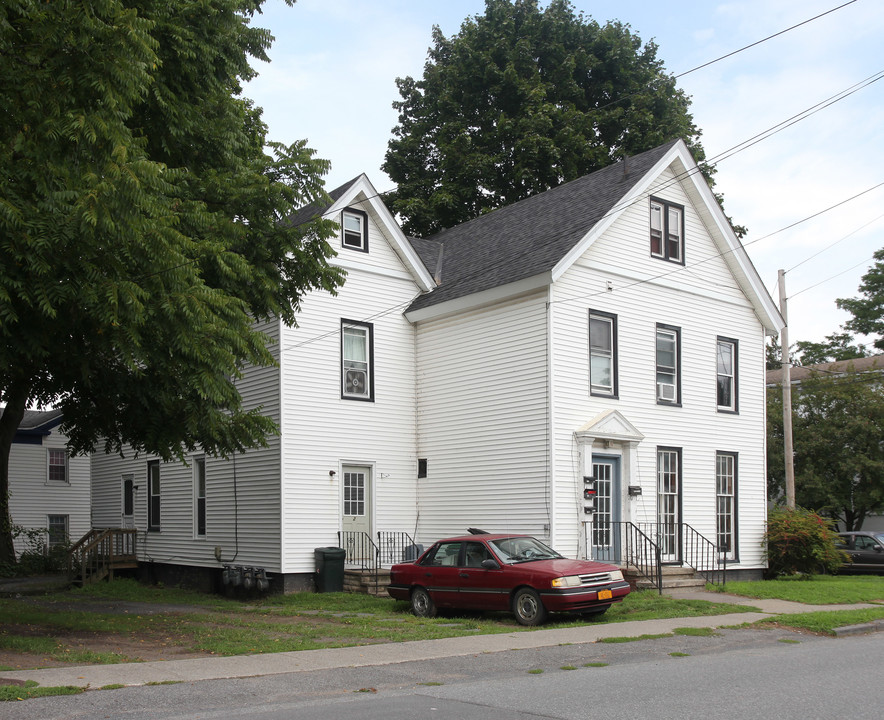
(876, 533), (884, 544)
(489, 536), (563, 564)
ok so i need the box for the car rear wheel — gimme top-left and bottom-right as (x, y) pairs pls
(512, 588), (547, 626)
(410, 587), (437, 618)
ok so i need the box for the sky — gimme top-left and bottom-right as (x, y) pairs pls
(244, 0), (884, 347)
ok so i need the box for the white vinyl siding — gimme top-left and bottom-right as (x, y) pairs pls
(277, 205), (422, 574)
(90, 317), (283, 571)
(547, 163), (769, 567)
(414, 292), (551, 542)
(8, 432), (90, 558)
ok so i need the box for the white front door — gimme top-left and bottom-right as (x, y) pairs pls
(121, 474), (135, 529)
(342, 466), (372, 563)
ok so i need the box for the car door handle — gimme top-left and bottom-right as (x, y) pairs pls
(459, 572), (469, 578)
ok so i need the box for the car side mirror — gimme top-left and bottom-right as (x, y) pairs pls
(481, 558), (500, 570)
(874, 545), (883, 553)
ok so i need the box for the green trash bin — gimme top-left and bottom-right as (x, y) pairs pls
(314, 547), (346, 593)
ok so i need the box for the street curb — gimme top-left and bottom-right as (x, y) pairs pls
(832, 619), (884, 637)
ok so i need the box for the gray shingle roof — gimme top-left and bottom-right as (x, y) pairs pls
(285, 176), (361, 228)
(766, 354), (884, 386)
(406, 140), (679, 312)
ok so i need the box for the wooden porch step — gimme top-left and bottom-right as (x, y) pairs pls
(627, 565), (707, 590)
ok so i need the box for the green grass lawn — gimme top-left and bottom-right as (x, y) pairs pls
(717, 574), (884, 604)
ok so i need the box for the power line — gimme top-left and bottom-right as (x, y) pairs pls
(790, 254), (877, 298)
(786, 211), (884, 274)
(674, 0), (858, 79)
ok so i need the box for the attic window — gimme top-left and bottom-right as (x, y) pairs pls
(342, 208), (368, 252)
(650, 198), (684, 264)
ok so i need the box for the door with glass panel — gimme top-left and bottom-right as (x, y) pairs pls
(342, 465), (372, 564)
(590, 456), (621, 563)
(657, 448), (681, 563)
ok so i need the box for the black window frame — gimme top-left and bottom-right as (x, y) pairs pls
(716, 336), (739, 413)
(341, 319), (374, 402)
(341, 207), (369, 253)
(649, 197), (685, 264)
(655, 323), (682, 406)
(147, 459), (161, 532)
(715, 451), (739, 562)
(589, 310), (618, 398)
(194, 456), (206, 538)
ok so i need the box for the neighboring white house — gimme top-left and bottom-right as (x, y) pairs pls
(5, 409), (91, 556)
(90, 139), (783, 590)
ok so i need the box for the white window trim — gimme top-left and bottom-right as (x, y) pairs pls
(716, 337), (738, 413)
(716, 451), (738, 562)
(589, 311), (617, 397)
(47, 514), (69, 548)
(46, 448), (69, 484)
(650, 197), (684, 264)
(341, 208), (368, 252)
(656, 325), (681, 405)
(341, 320), (373, 401)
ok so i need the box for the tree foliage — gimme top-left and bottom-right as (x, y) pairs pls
(382, 0), (706, 237)
(794, 332), (868, 366)
(0, 0), (345, 563)
(767, 366), (884, 530)
(838, 247), (884, 352)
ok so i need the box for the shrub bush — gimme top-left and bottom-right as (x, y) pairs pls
(764, 506), (847, 577)
(0, 525), (71, 578)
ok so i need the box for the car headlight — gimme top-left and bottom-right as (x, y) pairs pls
(551, 575), (582, 588)
(608, 570), (624, 582)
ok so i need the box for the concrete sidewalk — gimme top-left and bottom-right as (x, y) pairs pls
(2, 589), (881, 690)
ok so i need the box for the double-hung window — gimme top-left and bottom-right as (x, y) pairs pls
(716, 337), (738, 412)
(589, 311), (617, 397)
(655, 324), (681, 405)
(47, 514), (69, 549)
(650, 198), (684, 263)
(47, 448), (68, 483)
(716, 452), (738, 561)
(341, 208), (368, 252)
(194, 456), (206, 538)
(342, 320), (373, 401)
(147, 460), (161, 531)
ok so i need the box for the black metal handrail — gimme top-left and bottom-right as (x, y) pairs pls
(636, 522), (726, 586)
(590, 520), (663, 594)
(376, 531), (419, 566)
(682, 523), (726, 586)
(338, 531), (379, 594)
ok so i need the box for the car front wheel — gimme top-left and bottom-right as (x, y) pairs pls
(512, 587), (547, 626)
(411, 587), (437, 618)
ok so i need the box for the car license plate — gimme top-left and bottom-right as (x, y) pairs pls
(598, 589), (612, 600)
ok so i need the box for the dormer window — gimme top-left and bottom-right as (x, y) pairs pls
(341, 208), (368, 252)
(650, 198), (684, 264)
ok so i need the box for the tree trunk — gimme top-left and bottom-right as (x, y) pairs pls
(0, 385), (29, 565)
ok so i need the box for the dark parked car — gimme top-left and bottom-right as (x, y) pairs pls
(836, 531), (884, 573)
(387, 533), (631, 626)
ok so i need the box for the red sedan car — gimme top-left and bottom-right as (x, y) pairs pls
(387, 533), (631, 626)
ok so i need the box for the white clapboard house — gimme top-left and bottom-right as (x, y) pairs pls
(89, 139), (783, 591)
(5, 409), (92, 557)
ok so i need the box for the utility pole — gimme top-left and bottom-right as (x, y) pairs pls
(778, 269), (795, 509)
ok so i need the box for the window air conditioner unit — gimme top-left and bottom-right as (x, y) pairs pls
(657, 382), (676, 402)
(345, 369), (368, 395)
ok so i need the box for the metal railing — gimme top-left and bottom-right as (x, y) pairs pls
(590, 520), (663, 594)
(636, 522), (726, 586)
(376, 531), (419, 566)
(682, 524), (726, 586)
(68, 528), (137, 586)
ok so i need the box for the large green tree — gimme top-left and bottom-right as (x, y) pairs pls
(767, 366), (884, 530)
(0, 0), (344, 563)
(838, 247), (884, 352)
(382, 0), (706, 237)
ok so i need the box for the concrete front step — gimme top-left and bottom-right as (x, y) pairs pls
(343, 569), (391, 597)
(626, 566), (707, 590)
